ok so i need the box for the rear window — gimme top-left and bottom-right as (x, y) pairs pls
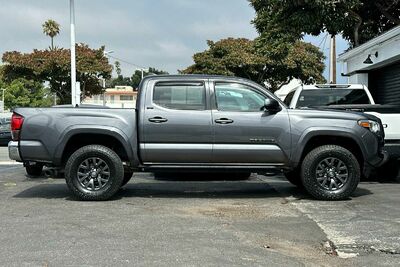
(297, 89), (371, 107)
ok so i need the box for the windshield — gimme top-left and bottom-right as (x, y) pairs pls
(297, 89), (371, 107)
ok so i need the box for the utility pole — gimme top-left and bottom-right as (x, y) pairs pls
(329, 35), (337, 84)
(70, 0), (77, 106)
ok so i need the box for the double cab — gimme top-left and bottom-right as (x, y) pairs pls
(9, 75), (388, 200)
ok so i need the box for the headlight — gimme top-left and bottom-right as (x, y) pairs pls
(358, 120), (381, 134)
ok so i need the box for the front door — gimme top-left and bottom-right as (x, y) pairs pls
(141, 79), (213, 164)
(211, 81), (290, 164)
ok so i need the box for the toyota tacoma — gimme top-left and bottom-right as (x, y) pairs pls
(8, 75), (388, 200)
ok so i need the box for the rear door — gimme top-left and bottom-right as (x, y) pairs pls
(140, 79), (213, 164)
(210, 81), (290, 164)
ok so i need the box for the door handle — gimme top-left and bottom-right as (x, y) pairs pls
(148, 116), (168, 123)
(215, 118), (234, 124)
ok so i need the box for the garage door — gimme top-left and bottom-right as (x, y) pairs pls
(369, 61), (400, 105)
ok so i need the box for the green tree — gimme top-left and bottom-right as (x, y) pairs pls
(0, 78), (52, 110)
(42, 19), (60, 50)
(182, 38), (325, 91)
(2, 44), (112, 104)
(114, 61), (122, 76)
(249, 0), (400, 47)
(130, 67), (168, 89)
(108, 67), (168, 89)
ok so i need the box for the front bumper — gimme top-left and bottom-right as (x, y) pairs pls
(8, 141), (22, 162)
(363, 150), (389, 178)
(384, 142), (400, 159)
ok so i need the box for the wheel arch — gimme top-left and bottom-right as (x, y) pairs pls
(53, 126), (137, 166)
(292, 129), (366, 169)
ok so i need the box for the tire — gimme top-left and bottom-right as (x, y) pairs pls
(284, 169), (303, 188)
(25, 162), (44, 177)
(301, 145), (360, 200)
(65, 145), (124, 201)
(121, 171), (134, 187)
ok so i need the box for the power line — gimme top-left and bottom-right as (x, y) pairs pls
(321, 33), (329, 52)
(318, 33), (329, 49)
(106, 54), (146, 70)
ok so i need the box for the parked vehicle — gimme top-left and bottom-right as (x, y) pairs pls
(8, 75), (388, 201)
(281, 84), (400, 178)
(0, 118), (12, 146)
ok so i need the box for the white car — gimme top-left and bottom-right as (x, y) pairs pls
(280, 84), (400, 179)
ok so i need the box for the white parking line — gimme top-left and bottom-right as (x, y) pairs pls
(0, 161), (22, 165)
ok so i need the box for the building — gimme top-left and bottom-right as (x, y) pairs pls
(84, 86), (137, 108)
(338, 26), (400, 105)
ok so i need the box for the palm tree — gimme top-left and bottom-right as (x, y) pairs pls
(42, 19), (60, 50)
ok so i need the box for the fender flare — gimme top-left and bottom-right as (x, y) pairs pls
(53, 125), (137, 166)
(291, 127), (367, 167)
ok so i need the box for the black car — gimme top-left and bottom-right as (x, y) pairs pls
(0, 118), (12, 146)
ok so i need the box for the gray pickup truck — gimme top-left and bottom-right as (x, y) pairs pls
(8, 75), (388, 201)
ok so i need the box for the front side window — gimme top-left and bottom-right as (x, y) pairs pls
(153, 82), (206, 110)
(215, 83), (266, 112)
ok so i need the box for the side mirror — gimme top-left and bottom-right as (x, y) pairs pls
(262, 98), (282, 113)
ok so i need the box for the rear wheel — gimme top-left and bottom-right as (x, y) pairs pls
(25, 162), (44, 177)
(301, 145), (360, 200)
(65, 145), (124, 201)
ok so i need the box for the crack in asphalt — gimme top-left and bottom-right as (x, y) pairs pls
(259, 175), (400, 260)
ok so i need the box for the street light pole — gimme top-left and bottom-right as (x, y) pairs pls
(139, 68), (149, 80)
(1, 89), (5, 113)
(70, 0), (77, 107)
(103, 51), (114, 106)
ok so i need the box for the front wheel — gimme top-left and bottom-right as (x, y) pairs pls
(301, 145), (360, 200)
(65, 145), (124, 201)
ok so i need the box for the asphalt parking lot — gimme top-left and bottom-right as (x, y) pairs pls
(0, 164), (399, 266)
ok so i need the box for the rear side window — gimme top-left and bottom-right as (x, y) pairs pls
(153, 82), (206, 110)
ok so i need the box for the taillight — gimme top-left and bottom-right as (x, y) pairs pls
(11, 113), (24, 141)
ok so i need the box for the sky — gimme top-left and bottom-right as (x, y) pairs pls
(0, 0), (348, 83)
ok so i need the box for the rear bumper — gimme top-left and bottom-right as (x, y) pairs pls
(8, 141), (22, 162)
